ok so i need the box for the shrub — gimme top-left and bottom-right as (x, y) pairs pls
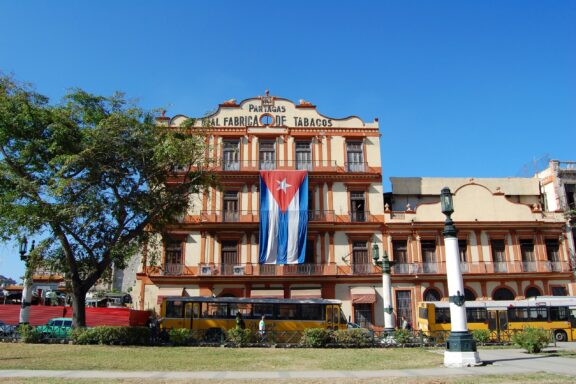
(227, 328), (253, 347)
(300, 328), (333, 348)
(17, 324), (43, 344)
(472, 329), (491, 345)
(71, 326), (150, 346)
(511, 327), (550, 353)
(393, 329), (412, 345)
(169, 328), (192, 346)
(333, 328), (373, 347)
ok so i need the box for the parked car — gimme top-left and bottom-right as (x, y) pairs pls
(0, 320), (15, 336)
(36, 318), (73, 339)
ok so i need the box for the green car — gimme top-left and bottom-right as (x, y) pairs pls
(36, 318), (73, 339)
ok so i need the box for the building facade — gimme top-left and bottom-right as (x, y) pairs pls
(134, 94), (387, 328)
(132, 94), (575, 329)
(385, 177), (575, 325)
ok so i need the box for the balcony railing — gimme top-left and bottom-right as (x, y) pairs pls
(192, 210), (336, 223)
(345, 162), (367, 172)
(147, 260), (571, 278)
(216, 160), (340, 172)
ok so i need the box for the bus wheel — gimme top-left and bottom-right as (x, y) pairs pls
(554, 330), (567, 342)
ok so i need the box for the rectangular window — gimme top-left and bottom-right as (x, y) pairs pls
(223, 191), (239, 222)
(565, 184), (575, 209)
(346, 141), (364, 172)
(295, 141), (312, 171)
(421, 240), (437, 273)
(352, 241), (369, 274)
(220, 240), (238, 275)
(491, 239), (507, 272)
(550, 306), (570, 321)
(395, 290), (413, 326)
(552, 286), (567, 296)
(435, 308), (450, 324)
(259, 140), (276, 170)
(350, 191), (366, 222)
(165, 239), (182, 265)
(392, 240), (409, 273)
(520, 239), (536, 272)
(222, 140), (240, 171)
(545, 239), (561, 272)
(458, 239), (467, 263)
(354, 303), (373, 328)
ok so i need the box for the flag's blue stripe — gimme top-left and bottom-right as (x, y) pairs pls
(277, 210), (288, 264)
(259, 177), (270, 264)
(297, 175), (309, 263)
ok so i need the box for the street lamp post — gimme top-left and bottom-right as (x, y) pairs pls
(18, 236), (35, 325)
(372, 242), (395, 334)
(441, 187), (481, 367)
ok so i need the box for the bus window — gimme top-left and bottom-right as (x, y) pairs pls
(550, 307), (569, 321)
(435, 308), (450, 324)
(253, 304), (274, 319)
(230, 303), (252, 318)
(466, 308), (488, 323)
(205, 302), (228, 318)
(166, 300), (184, 318)
(278, 304), (298, 320)
(418, 307), (428, 320)
(529, 307), (548, 321)
(301, 304), (323, 321)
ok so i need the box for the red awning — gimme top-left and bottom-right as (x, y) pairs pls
(350, 287), (376, 304)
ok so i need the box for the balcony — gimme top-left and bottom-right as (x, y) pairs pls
(146, 260), (572, 278)
(215, 160), (340, 172)
(148, 263), (339, 277)
(390, 260), (571, 275)
(189, 210), (336, 224)
(345, 162), (367, 173)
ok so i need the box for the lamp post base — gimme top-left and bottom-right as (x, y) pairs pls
(383, 327), (395, 336)
(444, 350), (482, 367)
(444, 331), (482, 367)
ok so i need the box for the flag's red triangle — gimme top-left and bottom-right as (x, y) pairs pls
(260, 171), (307, 213)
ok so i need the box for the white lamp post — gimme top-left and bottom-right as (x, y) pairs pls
(441, 187), (481, 367)
(18, 236), (35, 324)
(372, 243), (395, 334)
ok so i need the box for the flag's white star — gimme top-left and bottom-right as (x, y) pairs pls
(276, 178), (292, 193)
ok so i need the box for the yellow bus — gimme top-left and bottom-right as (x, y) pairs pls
(160, 296), (347, 342)
(418, 297), (576, 342)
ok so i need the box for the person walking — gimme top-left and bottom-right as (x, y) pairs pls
(258, 315), (266, 341)
(235, 312), (246, 330)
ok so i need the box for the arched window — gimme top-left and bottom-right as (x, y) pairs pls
(423, 288), (441, 302)
(493, 287), (515, 301)
(525, 287), (541, 298)
(464, 288), (476, 301)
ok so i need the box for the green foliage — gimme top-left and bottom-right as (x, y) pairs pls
(393, 329), (413, 345)
(71, 326), (150, 345)
(511, 327), (550, 353)
(333, 328), (373, 347)
(17, 324), (43, 343)
(227, 328), (253, 347)
(300, 328), (333, 348)
(169, 328), (193, 346)
(0, 75), (215, 326)
(472, 329), (492, 344)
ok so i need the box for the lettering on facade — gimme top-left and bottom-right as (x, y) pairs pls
(203, 101), (333, 128)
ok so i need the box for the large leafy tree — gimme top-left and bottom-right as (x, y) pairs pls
(0, 76), (214, 326)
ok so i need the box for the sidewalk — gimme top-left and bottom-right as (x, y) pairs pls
(0, 347), (575, 380)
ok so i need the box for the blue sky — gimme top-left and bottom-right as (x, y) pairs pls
(1, 1), (575, 281)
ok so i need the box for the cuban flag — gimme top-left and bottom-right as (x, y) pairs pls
(259, 170), (308, 264)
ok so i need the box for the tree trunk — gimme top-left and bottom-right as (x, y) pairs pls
(71, 287), (87, 328)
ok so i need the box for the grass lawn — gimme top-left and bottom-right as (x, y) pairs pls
(0, 344), (442, 371)
(0, 373), (574, 384)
